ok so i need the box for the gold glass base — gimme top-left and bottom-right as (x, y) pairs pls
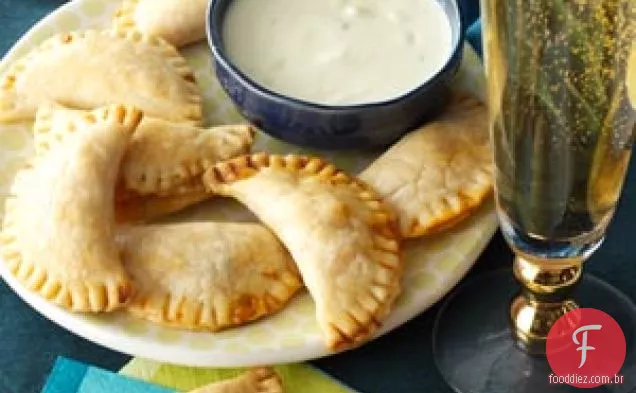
(510, 256), (582, 354)
(434, 269), (636, 393)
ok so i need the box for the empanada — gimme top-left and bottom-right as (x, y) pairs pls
(203, 154), (402, 350)
(115, 0), (209, 47)
(188, 368), (283, 393)
(360, 93), (493, 237)
(34, 106), (254, 194)
(0, 105), (142, 312)
(0, 30), (201, 123)
(119, 222), (302, 331)
(115, 191), (210, 223)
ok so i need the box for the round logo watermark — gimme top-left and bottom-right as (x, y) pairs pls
(547, 308), (626, 388)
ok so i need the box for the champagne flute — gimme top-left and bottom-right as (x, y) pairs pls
(433, 1), (635, 391)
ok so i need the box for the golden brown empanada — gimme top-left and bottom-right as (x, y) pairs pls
(34, 106), (255, 194)
(119, 222), (302, 331)
(360, 93), (493, 237)
(188, 368), (283, 393)
(114, 175), (209, 223)
(115, 191), (210, 223)
(0, 105), (142, 312)
(203, 154), (402, 350)
(0, 30), (201, 123)
(30, 106), (213, 224)
(115, 0), (209, 47)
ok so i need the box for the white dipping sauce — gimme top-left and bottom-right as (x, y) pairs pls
(222, 0), (454, 106)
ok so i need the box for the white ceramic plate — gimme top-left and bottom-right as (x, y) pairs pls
(0, 0), (497, 367)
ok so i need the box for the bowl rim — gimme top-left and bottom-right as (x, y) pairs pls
(206, 0), (466, 111)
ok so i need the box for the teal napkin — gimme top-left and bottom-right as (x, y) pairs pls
(41, 358), (172, 393)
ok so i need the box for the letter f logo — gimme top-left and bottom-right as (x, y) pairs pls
(572, 325), (602, 368)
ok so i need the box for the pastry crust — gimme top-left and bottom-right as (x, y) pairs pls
(34, 106), (254, 194)
(0, 105), (142, 312)
(203, 153), (402, 350)
(360, 93), (494, 237)
(115, 0), (209, 47)
(0, 30), (201, 123)
(119, 222), (302, 331)
(115, 191), (210, 223)
(188, 368), (283, 393)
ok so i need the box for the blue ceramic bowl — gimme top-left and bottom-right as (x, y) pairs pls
(206, 0), (465, 150)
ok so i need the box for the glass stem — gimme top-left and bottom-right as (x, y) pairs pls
(510, 256), (583, 355)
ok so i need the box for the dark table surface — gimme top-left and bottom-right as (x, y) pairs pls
(1, 1), (635, 393)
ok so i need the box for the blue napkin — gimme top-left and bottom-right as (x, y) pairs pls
(41, 358), (173, 393)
